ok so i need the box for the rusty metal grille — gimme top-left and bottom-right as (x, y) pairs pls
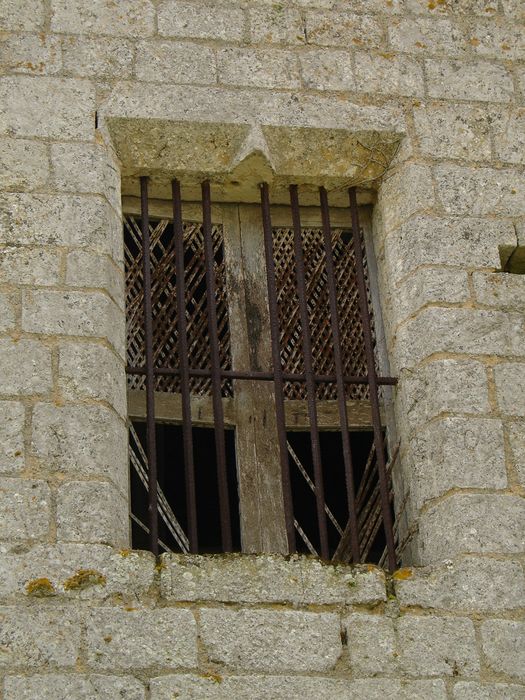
(125, 215), (232, 396)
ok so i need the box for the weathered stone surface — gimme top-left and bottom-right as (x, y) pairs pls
(493, 108), (525, 164)
(388, 17), (466, 57)
(0, 402), (25, 474)
(408, 417), (507, 509)
(249, 6), (305, 45)
(0, 291), (16, 332)
(418, 494), (525, 563)
(158, 1), (246, 41)
(0, 0), (44, 30)
(0, 246), (61, 286)
(494, 363), (525, 416)
(199, 609), (342, 672)
(217, 48), (301, 89)
(0, 543), (155, 601)
(467, 18), (525, 61)
(150, 675), (447, 699)
(56, 480), (128, 547)
(426, 59), (514, 102)
(161, 554), (385, 605)
(0, 77), (94, 140)
(300, 49), (354, 91)
(345, 613), (397, 674)
(304, 11), (383, 48)
(135, 41), (216, 86)
(85, 608), (197, 670)
(0, 338), (52, 396)
(66, 250), (124, 310)
(453, 681), (525, 699)
(51, 0), (155, 36)
(413, 103), (493, 160)
(31, 403), (128, 494)
(0, 606), (80, 669)
(58, 342), (126, 416)
(473, 271), (525, 311)
(377, 163), (434, 232)
(481, 620), (525, 681)
(61, 36), (134, 79)
(397, 616), (479, 677)
(0, 479), (51, 543)
(4, 674), (145, 700)
(354, 52), (424, 96)
(0, 33), (62, 75)
(395, 557), (525, 613)
(507, 420), (525, 486)
(0, 138), (49, 190)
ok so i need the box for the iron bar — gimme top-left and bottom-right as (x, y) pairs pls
(290, 184), (329, 559)
(260, 182), (296, 552)
(319, 186), (360, 564)
(348, 186), (396, 572)
(201, 180), (233, 552)
(172, 179), (199, 553)
(139, 176), (159, 555)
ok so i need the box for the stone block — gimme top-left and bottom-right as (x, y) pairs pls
(0, 402), (25, 474)
(150, 675), (446, 699)
(304, 11), (383, 48)
(300, 49), (354, 91)
(0, 33), (62, 75)
(0, 479), (51, 543)
(0, 193), (122, 260)
(160, 553), (386, 605)
(434, 165), (525, 217)
(249, 7), (305, 45)
(0, 291), (16, 332)
(56, 480), (128, 547)
(66, 251), (124, 310)
(0, 338), (53, 396)
(344, 613), (397, 674)
(354, 52), (424, 97)
(426, 59), (514, 102)
(453, 681), (525, 699)
(158, 1), (246, 41)
(61, 36), (134, 79)
(494, 109), (525, 164)
(217, 48), (301, 89)
(58, 342), (126, 416)
(501, 0), (525, 18)
(467, 18), (525, 60)
(473, 271), (525, 311)
(408, 417), (507, 510)
(397, 616), (479, 677)
(388, 17), (466, 57)
(494, 363), (525, 415)
(0, 542), (155, 601)
(413, 103), (493, 160)
(0, 606), (80, 669)
(135, 41), (216, 85)
(418, 494), (525, 563)
(4, 674), (145, 700)
(395, 557), (525, 613)
(383, 216), (516, 281)
(392, 307), (525, 370)
(0, 76), (95, 140)
(22, 290), (125, 356)
(0, 0), (44, 29)
(406, 0), (501, 14)
(31, 403), (128, 494)
(0, 138), (49, 190)
(481, 620), (525, 681)
(199, 608), (342, 672)
(507, 420), (525, 486)
(0, 246), (61, 286)
(377, 163), (434, 233)
(51, 0), (155, 36)
(85, 608), (197, 670)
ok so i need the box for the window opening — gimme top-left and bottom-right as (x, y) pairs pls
(124, 179), (399, 570)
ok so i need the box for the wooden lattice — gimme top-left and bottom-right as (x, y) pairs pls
(273, 227), (374, 400)
(124, 215), (232, 396)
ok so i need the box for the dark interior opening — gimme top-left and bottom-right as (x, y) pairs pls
(130, 422), (240, 553)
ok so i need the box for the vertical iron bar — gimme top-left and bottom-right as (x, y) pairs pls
(140, 176), (159, 555)
(290, 184), (329, 559)
(348, 187), (396, 571)
(172, 179), (199, 553)
(201, 180), (233, 552)
(319, 186), (360, 564)
(260, 182), (296, 553)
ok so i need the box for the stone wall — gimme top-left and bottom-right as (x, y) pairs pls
(0, 0), (524, 695)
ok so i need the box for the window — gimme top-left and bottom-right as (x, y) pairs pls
(124, 179), (399, 569)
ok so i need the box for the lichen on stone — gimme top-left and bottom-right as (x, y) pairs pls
(26, 577), (55, 596)
(63, 569), (107, 590)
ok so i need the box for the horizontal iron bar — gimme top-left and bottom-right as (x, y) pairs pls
(126, 366), (398, 386)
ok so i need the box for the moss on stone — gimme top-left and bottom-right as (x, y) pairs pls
(63, 569), (106, 590)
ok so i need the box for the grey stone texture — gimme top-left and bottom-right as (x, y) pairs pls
(4, 674), (146, 700)
(0, 479), (51, 543)
(481, 620), (525, 681)
(0, 401), (25, 474)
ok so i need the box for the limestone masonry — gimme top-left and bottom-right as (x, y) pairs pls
(0, 0), (524, 697)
